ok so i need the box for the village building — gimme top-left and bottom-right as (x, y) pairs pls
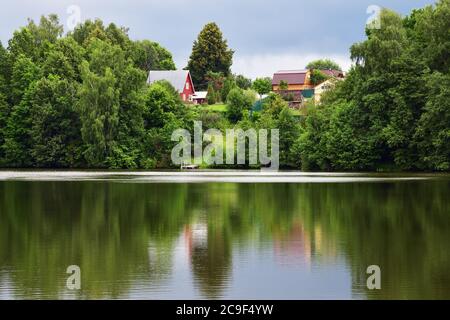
(272, 69), (345, 107)
(271, 69), (315, 107)
(192, 91), (208, 105)
(314, 77), (343, 104)
(147, 70), (195, 103)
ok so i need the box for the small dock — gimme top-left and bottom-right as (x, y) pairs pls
(181, 162), (199, 170)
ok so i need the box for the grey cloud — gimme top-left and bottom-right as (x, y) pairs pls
(0, 0), (436, 75)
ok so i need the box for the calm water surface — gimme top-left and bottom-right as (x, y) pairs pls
(0, 171), (449, 299)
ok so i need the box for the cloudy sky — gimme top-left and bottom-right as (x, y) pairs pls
(0, 0), (436, 78)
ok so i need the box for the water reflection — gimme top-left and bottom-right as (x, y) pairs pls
(0, 178), (449, 299)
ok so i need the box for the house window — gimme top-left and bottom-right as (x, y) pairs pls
(186, 82), (190, 90)
(182, 94), (186, 101)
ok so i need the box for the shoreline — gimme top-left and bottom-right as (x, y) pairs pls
(0, 170), (448, 183)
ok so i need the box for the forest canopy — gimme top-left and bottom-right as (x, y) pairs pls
(297, 1), (450, 171)
(0, 15), (184, 169)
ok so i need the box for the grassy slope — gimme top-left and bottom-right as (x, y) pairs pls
(203, 104), (228, 113)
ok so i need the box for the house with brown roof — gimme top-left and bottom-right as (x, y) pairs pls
(272, 69), (345, 106)
(272, 70), (315, 106)
(272, 69), (314, 91)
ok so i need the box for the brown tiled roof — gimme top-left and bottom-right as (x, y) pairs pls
(272, 70), (308, 85)
(319, 69), (344, 78)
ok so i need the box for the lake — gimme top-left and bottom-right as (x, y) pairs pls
(0, 171), (449, 299)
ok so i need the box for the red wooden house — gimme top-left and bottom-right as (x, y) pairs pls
(147, 70), (196, 102)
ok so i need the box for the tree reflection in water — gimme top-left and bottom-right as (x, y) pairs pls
(0, 179), (449, 299)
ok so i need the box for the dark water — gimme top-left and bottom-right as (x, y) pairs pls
(0, 172), (449, 299)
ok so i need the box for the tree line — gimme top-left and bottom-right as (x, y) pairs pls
(297, 1), (449, 171)
(194, 1), (449, 172)
(0, 0), (448, 171)
(0, 15), (189, 168)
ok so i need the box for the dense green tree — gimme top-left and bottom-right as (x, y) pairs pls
(207, 83), (217, 105)
(70, 19), (109, 47)
(296, 105), (332, 170)
(205, 71), (225, 93)
(221, 76), (236, 102)
(0, 42), (10, 96)
(261, 93), (287, 120)
(306, 59), (342, 71)
(226, 88), (254, 123)
(297, 3), (449, 171)
(142, 81), (182, 129)
(10, 55), (41, 105)
(252, 77), (272, 99)
(310, 69), (330, 85)
(0, 94), (9, 163)
(131, 40), (176, 72)
(325, 102), (379, 170)
(30, 76), (82, 167)
(0, 15), (189, 169)
(1, 54), (40, 167)
(28, 14), (63, 44)
(141, 82), (186, 168)
(112, 64), (147, 168)
(187, 23), (234, 89)
(409, 0), (450, 73)
(78, 61), (120, 167)
(42, 37), (85, 81)
(414, 72), (450, 170)
(2, 85), (36, 167)
(8, 15), (63, 64)
(277, 107), (301, 167)
(234, 74), (252, 90)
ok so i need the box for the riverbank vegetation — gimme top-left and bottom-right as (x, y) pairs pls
(299, 2), (449, 171)
(0, 0), (448, 171)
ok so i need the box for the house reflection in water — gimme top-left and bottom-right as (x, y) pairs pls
(184, 222), (232, 298)
(273, 221), (312, 267)
(273, 220), (338, 268)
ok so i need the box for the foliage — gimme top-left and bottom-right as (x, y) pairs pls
(306, 59), (342, 71)
(187, 23), (234, 90)
(414, 72), (450, 170)
(131, 40), (176, 72)
(78, 61), (120, 167)
(0, 3), (448, 171)
(207, 83), (217, 105)
(221, 76), (236, 102)
(252, 77), (272, 98)
(0, 15), (177, 168)
(278, 80), (288, 90)
(226, 88), (254, 123)
(277, 107), (301, 167)
(234, 74), (252, 90)
(30, 75), (82, 167)
(297, 2), (450, 171)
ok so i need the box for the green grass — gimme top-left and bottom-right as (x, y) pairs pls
(203, 104), (228, 113)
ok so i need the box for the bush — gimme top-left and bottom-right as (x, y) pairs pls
(226, 88), (254, 123)
(207, 83), (216, 105)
